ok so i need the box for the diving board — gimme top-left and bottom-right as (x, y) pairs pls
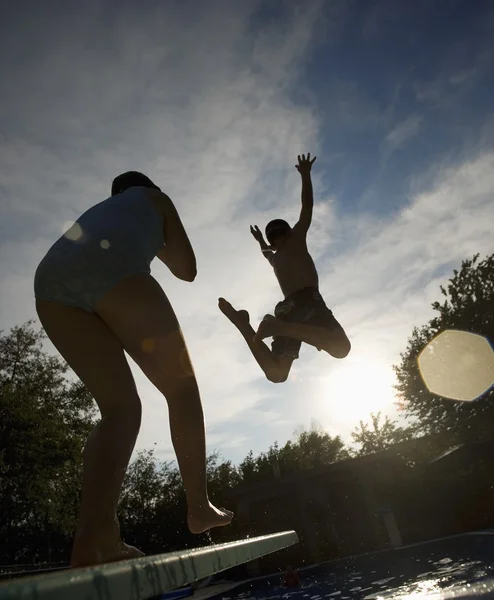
(0, 530), (298, 600)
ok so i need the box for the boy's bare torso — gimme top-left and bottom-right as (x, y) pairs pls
(271, 230), (319, 298)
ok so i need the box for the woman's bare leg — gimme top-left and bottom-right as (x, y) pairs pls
(95, 273), (232, 534)
(36, 299), (144, 567)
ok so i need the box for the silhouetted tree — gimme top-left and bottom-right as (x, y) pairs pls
(0, 322), (96, 564)
(238, 424), (350, 482)
(351, 412), (417, 456)
(394, 253), (494, 443)
(119, 450), (240, 554)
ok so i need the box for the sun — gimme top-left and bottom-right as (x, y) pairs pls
(316, 357), (397, 424)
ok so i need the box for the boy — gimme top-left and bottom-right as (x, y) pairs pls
(219, 154), (350, 383)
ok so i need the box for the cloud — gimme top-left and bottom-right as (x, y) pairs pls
(1, 1), (493, 467)
(299, 149), (494, 443)
(384, 115), (422, 151)
(413, 46), (493, 109)
(0, 1), (331, 463)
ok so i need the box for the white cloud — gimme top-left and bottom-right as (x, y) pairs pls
(0, 1), (329, 463)
(302, 150), (494, 442)
(385, 114), (422, 150)
(413, 48), (493, 108)
(1, 1), (493, 468)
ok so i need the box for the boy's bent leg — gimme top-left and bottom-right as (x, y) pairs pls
(256, 316), (351, 359)
(218, 298), (293, 383)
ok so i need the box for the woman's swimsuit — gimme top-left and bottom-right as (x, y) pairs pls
(34, 186), (164, 313)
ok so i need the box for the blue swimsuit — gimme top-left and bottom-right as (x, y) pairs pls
(34, 186), (164, 313)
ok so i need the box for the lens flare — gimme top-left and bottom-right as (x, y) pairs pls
(63, 222), (84, 241)
(418, 329), (494, 401)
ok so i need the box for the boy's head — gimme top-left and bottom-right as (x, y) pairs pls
(111, 171), (161, 196)
(265, 219), (291, 250)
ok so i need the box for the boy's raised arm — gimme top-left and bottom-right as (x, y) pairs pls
(294, 153), (317, 236)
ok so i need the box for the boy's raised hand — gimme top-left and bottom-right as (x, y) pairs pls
(250, 225), (264, 243)
(295, 153), (317, 175)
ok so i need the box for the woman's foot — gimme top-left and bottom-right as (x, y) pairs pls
(71, 518), (145, 568)
(71, 537), (145, 568)
(187, 501), (234, 534)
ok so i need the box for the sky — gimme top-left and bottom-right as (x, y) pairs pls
(1, 0), (493, 466)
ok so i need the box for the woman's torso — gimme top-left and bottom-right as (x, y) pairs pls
(37, 186), (165, 273)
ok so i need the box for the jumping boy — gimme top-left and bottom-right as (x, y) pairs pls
(219, 153), (350, 383)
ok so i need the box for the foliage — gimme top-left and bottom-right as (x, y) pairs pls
(238, 423), (350, 481)
(0, 322), (96, 564)
(7, 250), (494, 570)
(394, 253), (494, 443)
(118, 449), (242, 554)
(351, 412), (418, 457)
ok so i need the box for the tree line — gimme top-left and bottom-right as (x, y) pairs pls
(1, 253), (493, 565)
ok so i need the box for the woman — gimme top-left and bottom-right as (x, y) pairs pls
(34, 171), (232, 567)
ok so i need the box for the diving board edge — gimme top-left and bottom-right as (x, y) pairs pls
(0, 530), (299, 600)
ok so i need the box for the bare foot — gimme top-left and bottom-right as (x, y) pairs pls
(71, 537), (145, 568)
(71, 519), (144, 568)
(218, 298), (250, 330)
(188, 501), (234, 534)
(254, 315), (283, 342)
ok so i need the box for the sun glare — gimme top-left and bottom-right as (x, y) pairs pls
(317, 358), (397, 424)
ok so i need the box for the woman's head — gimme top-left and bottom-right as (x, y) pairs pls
(265, 218), (291, 249)
(111, 171), (161, 196)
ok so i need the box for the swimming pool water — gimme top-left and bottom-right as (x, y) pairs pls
(209, 533), (494, 600)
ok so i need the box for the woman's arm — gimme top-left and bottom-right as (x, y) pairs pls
(147, 189), (197, 282)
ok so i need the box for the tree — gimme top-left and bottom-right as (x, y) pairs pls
(237, 450), (257, 483)
(277, 427), (350, 472)
(0, 322), (96, 564)
(394, 253), (494, 443)
(119, 449), (241, 554)
(118, 449), (187, 554)
(351, 412), (417, 457)
(238, 424), (350, 482)
(206, 451), (242, 506)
